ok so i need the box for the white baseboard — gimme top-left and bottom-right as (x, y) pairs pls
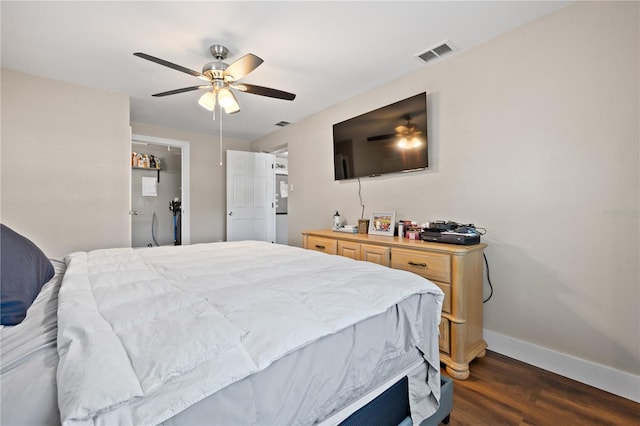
(483, 329), (640, 403)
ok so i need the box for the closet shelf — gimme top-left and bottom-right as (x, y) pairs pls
(132, 166), (161, 182)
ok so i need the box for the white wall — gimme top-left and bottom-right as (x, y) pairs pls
(1, 69), (131, 258)
(130, 122), (251, 243)
(252, 0), (639, 384)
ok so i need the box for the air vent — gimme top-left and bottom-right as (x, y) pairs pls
(275, 121), (290, 127)
(415, 42), (454, 64)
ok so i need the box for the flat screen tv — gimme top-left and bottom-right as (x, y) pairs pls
(333, 92), (428, 181)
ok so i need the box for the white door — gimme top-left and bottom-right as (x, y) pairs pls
(226, 150), (276, 242)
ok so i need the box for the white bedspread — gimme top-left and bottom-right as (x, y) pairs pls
(56, 241), (443, 425)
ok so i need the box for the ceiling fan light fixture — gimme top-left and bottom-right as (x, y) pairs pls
(223, 102), (240, 114)
(218, 88), (240, 113)
(218, 88), (235, 108)
(198, 91), (216, 111)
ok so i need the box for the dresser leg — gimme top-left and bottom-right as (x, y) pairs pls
(445, 365), (470, 380)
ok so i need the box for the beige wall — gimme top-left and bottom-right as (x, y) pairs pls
(252, 1), (639, 376)
(1, 69), (131, 258)
(130, 122), (251, 244)
(0, 71), (251, 255)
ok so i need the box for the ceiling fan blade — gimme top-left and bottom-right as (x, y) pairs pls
(152, 85), (209, 97)
(134, 52), (208, 80)
(233, 83), (296, 101)
(367, 134), (396, 142)
(223, 53), (264, 81)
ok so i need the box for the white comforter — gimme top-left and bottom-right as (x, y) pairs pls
(56, 241), (443, 425)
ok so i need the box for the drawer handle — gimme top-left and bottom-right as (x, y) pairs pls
(315, 244), (326, 249)
(408, 261), (427, 268)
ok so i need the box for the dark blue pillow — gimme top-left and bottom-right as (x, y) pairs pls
(1, 224), (54, 325)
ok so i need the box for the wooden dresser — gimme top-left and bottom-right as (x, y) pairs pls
(302, 229), (487, 379)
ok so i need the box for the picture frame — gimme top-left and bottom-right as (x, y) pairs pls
(368, 212), (396, 236)
(357, 219), (370, 234)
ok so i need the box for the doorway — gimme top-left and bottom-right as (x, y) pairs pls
(268, 145), (289, 245)
(130, 134), (191, 247)
(226, 150), (276, 243)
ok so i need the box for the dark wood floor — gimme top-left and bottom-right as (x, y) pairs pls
(441, 351), (639, 426)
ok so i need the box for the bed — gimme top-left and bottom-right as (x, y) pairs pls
(1, 224), (448, 425)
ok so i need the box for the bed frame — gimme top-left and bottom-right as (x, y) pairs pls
(340, 375), (453, 426)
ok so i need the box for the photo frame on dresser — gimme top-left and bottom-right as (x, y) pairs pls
(368, 212), (396, 236)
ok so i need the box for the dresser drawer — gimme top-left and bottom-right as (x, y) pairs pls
(391, 248), (451, 283)
(361, 243), (390, 267)
(337, 240), (361, 260)
(307, 235), (337, 255)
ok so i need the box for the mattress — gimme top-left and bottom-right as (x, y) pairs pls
(162, 293), (435, 425)
(1, 241), (444, 425)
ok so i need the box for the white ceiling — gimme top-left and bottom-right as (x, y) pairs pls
(1, 1), (570, 143)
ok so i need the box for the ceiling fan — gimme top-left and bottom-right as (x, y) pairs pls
(366, 114), (423, 148)
(134, 44), (296, 114)
(395, 114), (423, 149)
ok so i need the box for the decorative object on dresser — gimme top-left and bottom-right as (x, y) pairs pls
(302, 229), (488, 380)
(400, 221), (422, 240)
(368, 212), (396, 236)
(357, 219), (370, 234)
(332, 225), (358, 234)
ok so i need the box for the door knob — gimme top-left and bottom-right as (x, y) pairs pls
(228, 212), (233, 216)
(129, 211), (139, 215)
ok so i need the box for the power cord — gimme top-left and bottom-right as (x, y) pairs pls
(357, 178), (365, 219)
(483, 252), (493, 303)
(456, 224), (492, 302)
